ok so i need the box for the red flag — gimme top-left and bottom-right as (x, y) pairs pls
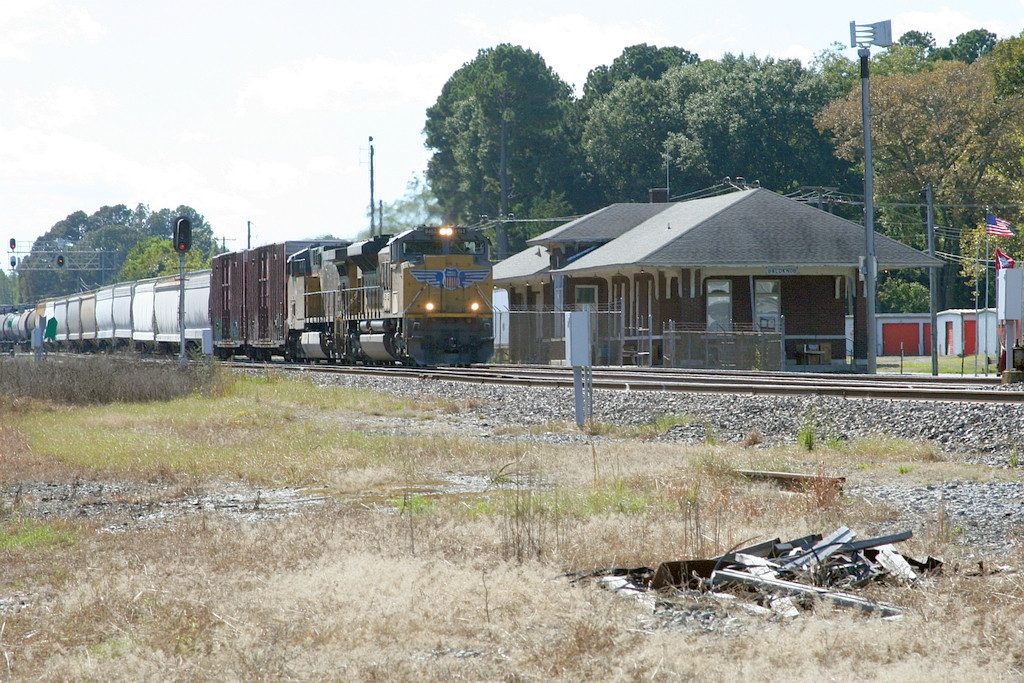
(995, 248), (1015, 270)
(986, 213), (1014, 237)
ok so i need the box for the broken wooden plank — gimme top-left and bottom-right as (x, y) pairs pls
(710, 568), (901, 617)
(735, 469), (846, 491)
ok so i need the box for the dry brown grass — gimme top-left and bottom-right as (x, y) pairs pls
(0, 367), (1022, 680)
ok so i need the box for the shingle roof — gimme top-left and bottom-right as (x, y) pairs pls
(493, 245), (550, 284)
(555, 189), (940, 275)
(527, 203), (673, 245)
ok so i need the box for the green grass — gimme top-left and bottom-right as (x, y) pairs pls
(0, 518), (76, 552)
(12, 374), (502, 486)
(877, 354), (998, 375)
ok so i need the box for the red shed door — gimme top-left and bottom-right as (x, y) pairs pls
(963, 320), (977, 355)
(882, 323), (921, 355)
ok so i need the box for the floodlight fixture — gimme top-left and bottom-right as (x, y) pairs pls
(850, 20), (893, 48)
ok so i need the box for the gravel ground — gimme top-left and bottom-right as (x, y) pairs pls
(310, 372), (1024, 556)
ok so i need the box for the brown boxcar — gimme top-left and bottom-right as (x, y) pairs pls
(211, 241), (348, 360)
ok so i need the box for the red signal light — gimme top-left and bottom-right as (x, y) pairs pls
(173, 217), (192, 253)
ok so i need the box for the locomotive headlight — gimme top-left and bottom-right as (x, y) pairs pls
(425, 301), (435, 311)
(470, 302), (480, 312)
(438, 226), (454, 237)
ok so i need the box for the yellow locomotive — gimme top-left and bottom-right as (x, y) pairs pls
(284, 225), (493, 365)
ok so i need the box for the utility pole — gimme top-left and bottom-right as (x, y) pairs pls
(369, 136), (376, 237)
(926, 182), (938, 375)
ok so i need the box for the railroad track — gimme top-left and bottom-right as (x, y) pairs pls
(262, 361), (1024, 404)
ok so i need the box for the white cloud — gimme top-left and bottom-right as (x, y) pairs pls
(307, 156), (337, 173)
(455, 13), (667, 94)
(13, 84), (105, 129)
(235, 51), (466, 117)
(776, 44), (816, 65)
(0, 1), (103, 61)
(895, 8), (1016, 45)
(224, 158), (302, 195)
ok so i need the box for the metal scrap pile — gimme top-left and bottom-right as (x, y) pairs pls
(572, 526), (942, 620)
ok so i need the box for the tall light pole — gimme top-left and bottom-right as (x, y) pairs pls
(368, 136), (376, 237)
(850, 19), (893, 374)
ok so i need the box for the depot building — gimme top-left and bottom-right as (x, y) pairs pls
(494, 187), (939, 371)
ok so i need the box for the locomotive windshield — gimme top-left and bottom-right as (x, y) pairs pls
(401, 237), (488, 258)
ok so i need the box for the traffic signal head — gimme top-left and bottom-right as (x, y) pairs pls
(174, 217), (192, 252)
(57, 254), (65, 267)
(9, 238), (14, 251)
(10, 256), (15, 268)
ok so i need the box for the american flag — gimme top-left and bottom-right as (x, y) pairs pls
(986, 213), (1014, 237)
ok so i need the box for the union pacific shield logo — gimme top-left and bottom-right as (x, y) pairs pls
(411, 267), (489, 291)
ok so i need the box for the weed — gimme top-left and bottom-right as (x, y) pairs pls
(742, 430), (763, 447)
(798, 407), (817, 451)
(394, 493), (437, 515)
(898, 465), (914, 475)
(489, 462), (515, 487)
(501, 472), (544, 563)
(0, 355), (218, 405)
(703, 422), (718, 445)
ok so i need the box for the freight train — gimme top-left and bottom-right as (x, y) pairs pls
(1, 225), (495, 366)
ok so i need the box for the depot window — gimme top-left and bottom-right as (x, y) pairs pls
(706, 279), (732, 331)
(754, 279), (780, 331)
(574, 285), (597, 307)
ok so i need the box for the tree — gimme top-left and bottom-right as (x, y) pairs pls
(16, 204), (218, 300)
(581, 43), (699, 104)
(877, 274), (930, 313)
(118, 237), (206, 281)
(990, 34), (1024, 99)
(582, 76), (679, 203)
(932, 29), (997, 64)
(380, 174), (443, 234)
(425, 44), (576, 259)
(815, 58), (1024, 307)
(0, 270), (15, 306)
(811, 43), (860, 100)
(663, 55), (854, 193)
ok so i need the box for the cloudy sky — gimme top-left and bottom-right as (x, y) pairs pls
(2, 1), (1023, 257)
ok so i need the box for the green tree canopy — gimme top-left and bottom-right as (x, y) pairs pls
(582, 75), (680, 203)
(424, 44), (577, 258)
(380, 175), (444, 234)
(815, 58), (1024, 307)
(663, 55), (853, 193)
(990, 33), (1024, 99)
(118, 236), (208, 281)
(17, 204), (218, 300)
(581, 43), (699, 103)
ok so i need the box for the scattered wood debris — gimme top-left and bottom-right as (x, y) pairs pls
(570, 526), (942, 621)
(733, 469), (846, 492)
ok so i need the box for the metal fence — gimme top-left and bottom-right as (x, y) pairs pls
(662, 321), (784, 371)
(495, 308), (784, 370)
(495, 306), (625, 365)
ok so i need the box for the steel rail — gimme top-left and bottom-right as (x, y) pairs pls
(261, 362), (1024, 404)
